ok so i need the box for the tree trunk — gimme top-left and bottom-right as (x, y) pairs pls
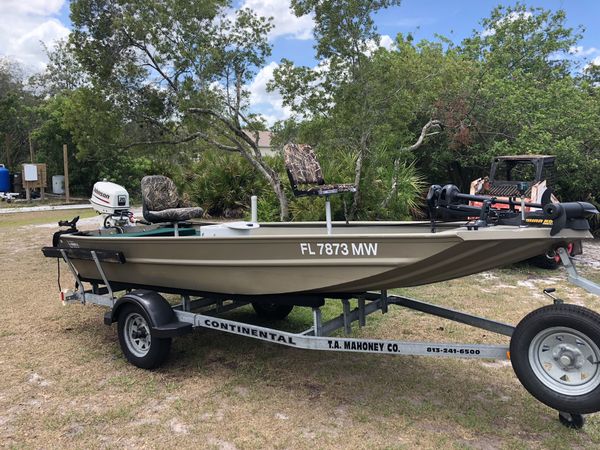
(349, 149), (364, 220)
(380, 119), (442, 211)
(238, 149), (289, 221)
(380, 158), (401, 212)
(349, 131), (371, 220)
(271, 176), (289, 221)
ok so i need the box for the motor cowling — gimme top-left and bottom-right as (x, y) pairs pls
(90, 181), (130, 215)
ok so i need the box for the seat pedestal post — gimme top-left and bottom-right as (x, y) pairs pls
(325, 196), (332, 235)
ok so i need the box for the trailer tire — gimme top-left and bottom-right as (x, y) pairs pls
(510, 304), (600, 414)
(117, 304), (171, 369)
(252, 302), (294, 320)
(529, 243), (575, 270)
(528, 254), (559, 270)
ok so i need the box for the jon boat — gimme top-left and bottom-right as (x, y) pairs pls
(42, 145), (600, 429)
(53, 218), (591, 296)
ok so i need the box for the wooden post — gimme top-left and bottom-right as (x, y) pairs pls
(63, 144), (70, 203)
(29, 134), (35, 163)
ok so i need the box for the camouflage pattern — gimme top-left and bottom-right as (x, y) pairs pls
(141, 175), (204, 223)
(284, 143), (325, 185)
(301, 183), (357, 196)
(283, 143), (356, 196)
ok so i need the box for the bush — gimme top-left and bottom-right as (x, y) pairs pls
(182, 147), (426, 222)
(186, 150), (268, 218)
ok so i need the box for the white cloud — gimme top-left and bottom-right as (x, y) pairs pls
(247, 62), (293, 125)
(582, 55), (600, 73)
(379, 35), (395, 51)
(588, 56), (600, 67)
(481, 28), (495, 38)
(482, 11), (533, 37)
(0, 0), (65, 16)
(364, 34), (396, 56)
(569, 46), (599, 57)
(0, 0), (69, 73)
(240, 0), (314, 41)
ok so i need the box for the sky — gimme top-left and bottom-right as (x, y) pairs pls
(1, 0), (599, 124)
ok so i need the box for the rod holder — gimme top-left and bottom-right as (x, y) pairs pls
(251, 195), (258, 223)
(325, 196), (332, 235)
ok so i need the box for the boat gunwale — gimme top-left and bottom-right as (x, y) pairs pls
(60, 224), (589, 242)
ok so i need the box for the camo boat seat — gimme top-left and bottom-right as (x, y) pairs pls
(141, 175), (204, 223)
(284, 143), (357, 197)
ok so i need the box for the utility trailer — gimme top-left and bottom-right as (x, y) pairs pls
(42, 245), (600, 430)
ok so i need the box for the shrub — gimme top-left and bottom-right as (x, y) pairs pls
(186, 150), (268, 218)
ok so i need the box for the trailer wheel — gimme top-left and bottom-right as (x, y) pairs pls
(529, 243), (575, 270)
(252, 302), (294, 320)
(529, 254), (560, 270)
(117, 304), (171, 369)
(510, 304), (600, 414)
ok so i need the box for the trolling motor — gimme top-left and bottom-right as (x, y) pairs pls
(52, 216), (80, 247)
(427, 184), (598, 235)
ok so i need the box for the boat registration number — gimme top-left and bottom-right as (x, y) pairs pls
(299, 242), (378, 256)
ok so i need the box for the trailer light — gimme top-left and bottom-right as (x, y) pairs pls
(60, 289), (74, 305)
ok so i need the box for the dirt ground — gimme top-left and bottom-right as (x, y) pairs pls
(1, 210), (600, 449)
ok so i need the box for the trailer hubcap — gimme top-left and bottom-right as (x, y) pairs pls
(530, 327), (600, 396)
(125, 313), (151, 357)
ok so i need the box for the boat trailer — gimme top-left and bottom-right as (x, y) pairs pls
(43, 245), (600, 430)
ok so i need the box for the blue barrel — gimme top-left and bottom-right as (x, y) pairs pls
(0, 165), (9, 192)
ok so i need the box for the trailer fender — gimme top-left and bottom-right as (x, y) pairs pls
(104, 290), (192, 338)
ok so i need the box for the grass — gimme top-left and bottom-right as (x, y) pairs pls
(0, 208), (96, 228)
(0, 213), (599, 449)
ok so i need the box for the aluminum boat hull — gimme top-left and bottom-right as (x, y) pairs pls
(58, 221), (591, 295)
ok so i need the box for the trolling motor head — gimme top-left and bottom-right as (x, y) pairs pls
(426, 185), (442, 209)
(543, 202), (599, 236)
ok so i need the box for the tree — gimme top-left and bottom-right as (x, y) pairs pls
(450, 4), (600, 202)
(461, 4), (580, 78)
(272, 0), (402, 219)
(58, 0), (290, 218)
(0, 59), (40, 171)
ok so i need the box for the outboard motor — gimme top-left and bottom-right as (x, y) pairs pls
(90, 181), (133, 228)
